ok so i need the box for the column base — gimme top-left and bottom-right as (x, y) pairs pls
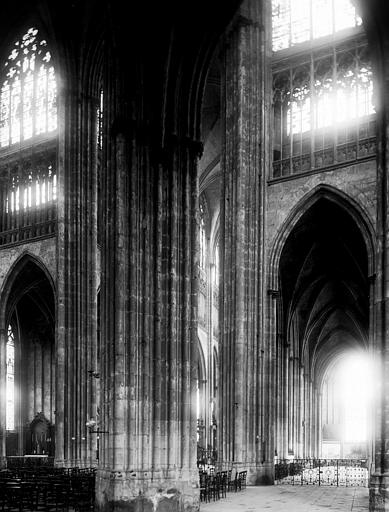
(369, 473), (389, 511)
(95, 468), (200, 512)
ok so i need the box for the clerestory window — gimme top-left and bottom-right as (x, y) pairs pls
(0, 28), (58, 245)
(272, 0), (362, 52)
(271, 2), (375, 179)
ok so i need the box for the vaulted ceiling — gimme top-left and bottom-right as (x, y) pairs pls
(279, 198), (369, 382)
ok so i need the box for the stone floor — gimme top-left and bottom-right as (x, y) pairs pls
(200, 485), (369, 511)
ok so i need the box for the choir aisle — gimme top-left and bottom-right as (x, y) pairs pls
(200, 486), (368, 511)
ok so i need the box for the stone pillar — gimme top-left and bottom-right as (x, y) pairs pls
(317, 391), (322, 458)
(369, 30), (389, 509)
(306, 378), (313, 457)
(368, 274), (376, 470)
(95, 99), (201, 509)
(56, 80), (99, 467)
(298, 366), (304, 458)
(219, 0), (272, 484)
(0, 328), (6, 466)
(282, 343), (289, 458)
(268, 290), (281, 460)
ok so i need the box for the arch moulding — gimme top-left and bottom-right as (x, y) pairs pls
(0, 251), (56, 330)
(268, 184), (376, 291)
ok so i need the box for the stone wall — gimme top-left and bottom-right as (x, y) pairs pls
(266, 160), (377, 269)
(0, 237), (56, 290)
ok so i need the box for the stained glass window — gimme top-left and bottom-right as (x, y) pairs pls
(272, 0), (362, 51)
(0, 27), (57, 148)
(6, 325), (15, 431)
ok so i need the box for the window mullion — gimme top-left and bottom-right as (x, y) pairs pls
(288, 0), (292, 49)
(20, 71), (24, 144)
(333, 47), (337, 164)
(356, 46), (360, 160)
(45, 67), (49, 133)
(310, 53), (315, 171)
(8, 82), (11, 146)
(32, 61), (36, 138)
(289, 67), (293, 176)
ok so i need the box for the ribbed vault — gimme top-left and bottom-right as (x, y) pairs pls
(5, 259), (55, 341)
(280, 197), (369, 386)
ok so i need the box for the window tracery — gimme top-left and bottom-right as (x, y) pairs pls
(0, 27), (57, 148)
(272, 40), (375, 178)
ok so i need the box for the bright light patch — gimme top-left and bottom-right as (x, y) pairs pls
(272, 0), (362, 51)
(5, 164), (56, 213)
(196, 382), (200, 420)
(334, 353), (373, 443)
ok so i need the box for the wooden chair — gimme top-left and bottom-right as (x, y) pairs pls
(218, 471), (227, 498)
(227, 470), (238, 492)
(238, 470), (247, 490)
(199, 471), (209, 502)
(208, 474), (220, 501)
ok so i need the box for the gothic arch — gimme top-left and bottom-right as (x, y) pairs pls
(268, 184), (376, 290)
(0, 252), (55, 329)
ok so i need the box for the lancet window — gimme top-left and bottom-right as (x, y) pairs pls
(271, 0), (375, 179)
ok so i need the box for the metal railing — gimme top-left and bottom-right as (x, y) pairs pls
(275, 458), (368, 487)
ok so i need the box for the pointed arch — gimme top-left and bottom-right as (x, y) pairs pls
(0, 251), (55, 329)
(268, 185), (376, 290)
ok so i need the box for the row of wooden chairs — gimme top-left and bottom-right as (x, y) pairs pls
(0, 467), (95, 511)
(199, 469), (247, 502)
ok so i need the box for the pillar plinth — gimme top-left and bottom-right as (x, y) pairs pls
(370, 474), (389, 511)
(96, 469), (199, 512)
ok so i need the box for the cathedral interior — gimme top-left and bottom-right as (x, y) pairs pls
(0, 0), (389, 510)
